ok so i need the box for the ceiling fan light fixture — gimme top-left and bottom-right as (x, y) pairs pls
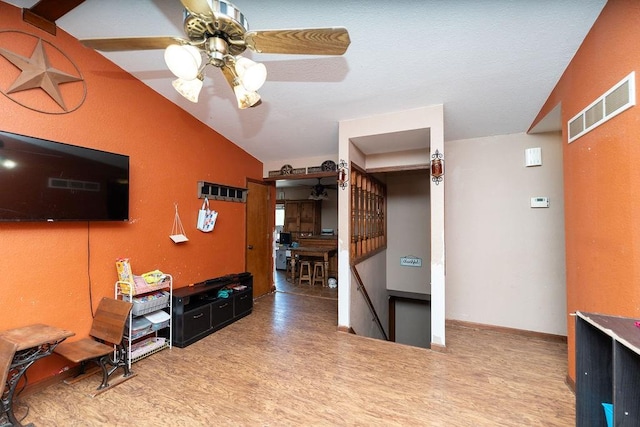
(172, 75), (204, 103)
(234, 56), (267, 91)
(164, 44), (202, 80)
(233, 83), (261, 109)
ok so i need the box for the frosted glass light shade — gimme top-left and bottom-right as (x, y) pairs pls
(172, 77), (204, 103)
(164, 45), (202, 80)
(233, 83), (260, 109)
(235, 56), (267, 92)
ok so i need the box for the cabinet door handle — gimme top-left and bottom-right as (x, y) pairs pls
(192, 313), (204, 319)
(219, 302), (229, 308)
(239, 295), (247, 300)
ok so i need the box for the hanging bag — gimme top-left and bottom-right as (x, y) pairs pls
(196, 197), (218, 232)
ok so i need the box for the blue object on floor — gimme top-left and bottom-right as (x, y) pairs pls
(602, 403), (613, 427)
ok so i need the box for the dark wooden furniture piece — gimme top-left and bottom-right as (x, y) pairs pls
(283, 200), (321, 240)
(576, 311), (640, 426)
(0, 324), (74, 426)
(289, 246), (337, 287)
(172, 272), (253, 348)
(54, 298), (134, 397)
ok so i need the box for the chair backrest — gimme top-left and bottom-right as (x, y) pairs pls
(89, 297), (133, 345)
(0, 336), (18, 394)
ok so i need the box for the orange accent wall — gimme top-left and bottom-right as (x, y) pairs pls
(0, 3), (262, 384)
(532, 0), (640, 381)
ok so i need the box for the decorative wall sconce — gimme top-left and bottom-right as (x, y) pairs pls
(431, 149), (444, 185)
(337, 159), (349, 189)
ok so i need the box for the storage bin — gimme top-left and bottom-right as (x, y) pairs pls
(129, 317), (152, 340)
(144, 310), (171, 331)
(125, 290), (170, 316)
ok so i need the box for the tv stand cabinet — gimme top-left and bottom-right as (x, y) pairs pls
(172, 272), (253, 348)
(576, 311), (640, 426)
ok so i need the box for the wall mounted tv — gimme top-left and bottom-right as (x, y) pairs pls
(0, 130), (129, 222)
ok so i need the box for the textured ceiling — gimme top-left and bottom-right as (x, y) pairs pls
(5, 0), (607, 164)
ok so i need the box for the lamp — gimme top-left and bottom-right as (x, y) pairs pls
(172, 74), (204, 103)
(337, 160), (349, 189)
(233, 82), (261, 109)
(431, 149), (444, 185)
(164, 44), (202, 80)
(234, 56), (267, 91)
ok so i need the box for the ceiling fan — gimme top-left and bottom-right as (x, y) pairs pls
(78, 0), (351, 108)
(308, 178), (337, 200)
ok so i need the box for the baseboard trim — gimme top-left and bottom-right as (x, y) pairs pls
(565, 374), (576, 393)
(445, 319), (567, 343)
(19, 366), (82, 398)
(337, 326), (356, 334)
(430, 343), (447, 353)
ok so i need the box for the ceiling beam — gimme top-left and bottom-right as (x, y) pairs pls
(22, 0), (85, 35)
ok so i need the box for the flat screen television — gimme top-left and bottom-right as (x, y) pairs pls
(0, 130), (129, 222)
(279, 232), (292, 245)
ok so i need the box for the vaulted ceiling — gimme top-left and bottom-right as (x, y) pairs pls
(5, 0), (607, 164)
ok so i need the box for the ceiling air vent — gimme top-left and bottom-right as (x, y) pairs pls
(567, 71), (635, 143)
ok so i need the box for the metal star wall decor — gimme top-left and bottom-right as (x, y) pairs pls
(0, 38), (81, 111)
(0, 31), (86, 114)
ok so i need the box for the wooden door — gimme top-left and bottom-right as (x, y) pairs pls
(246, 180), (273, 297)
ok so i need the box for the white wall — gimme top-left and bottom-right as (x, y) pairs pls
(445, 132), (567, 335)
(350, 251), (388, 339)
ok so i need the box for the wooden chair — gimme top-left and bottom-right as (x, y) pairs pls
(0, 336), (18, 426)
(54, 297), (135, 397)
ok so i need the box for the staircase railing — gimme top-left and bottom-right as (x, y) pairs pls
(351, 264), (388, 341)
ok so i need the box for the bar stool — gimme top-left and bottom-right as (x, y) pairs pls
(298, 260), (312, 286)
(286, 257), (296, 282)
(312, 261), (325, 287)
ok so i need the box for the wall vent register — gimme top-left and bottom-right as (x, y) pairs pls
(568, 72), (636, 143)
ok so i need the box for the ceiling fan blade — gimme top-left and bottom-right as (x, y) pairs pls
(180, 0), (214, 20)
(80, 36), (187, 52)
(244, 27), (350, 55)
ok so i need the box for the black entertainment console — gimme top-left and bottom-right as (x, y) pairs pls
(172, 272), (253, 348)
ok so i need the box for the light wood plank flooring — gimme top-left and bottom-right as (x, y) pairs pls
(18, 290), (574, 426)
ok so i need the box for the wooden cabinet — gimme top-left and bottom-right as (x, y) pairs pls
(284, 200), (321, 240)
(576, 311), (640, 426)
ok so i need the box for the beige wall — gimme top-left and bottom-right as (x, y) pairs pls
(445, 132), (567, 335)
(386, 171), (431, 294)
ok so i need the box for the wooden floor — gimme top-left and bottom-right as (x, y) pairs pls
(18, 288), (574, 426)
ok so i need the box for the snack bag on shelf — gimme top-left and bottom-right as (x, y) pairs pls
(116, 258), (134, 284)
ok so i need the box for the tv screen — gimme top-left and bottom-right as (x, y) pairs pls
(0, 130), (129, 222)
(280, 232), (292, 245)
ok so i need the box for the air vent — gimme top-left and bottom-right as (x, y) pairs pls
(48, 178), (100, 191)
(568, 72), (635, 143)
(198, 181), (246, 203)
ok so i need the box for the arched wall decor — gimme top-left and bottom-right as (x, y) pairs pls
(0, 30), (86, 114)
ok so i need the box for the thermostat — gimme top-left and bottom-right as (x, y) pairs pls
(530, 197), (549, 208)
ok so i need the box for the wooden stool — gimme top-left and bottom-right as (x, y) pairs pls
(298, 261), (312, 286)
(286, 257), (296, 282)
(312, 261), (325, 287)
